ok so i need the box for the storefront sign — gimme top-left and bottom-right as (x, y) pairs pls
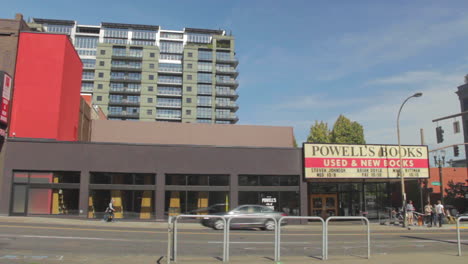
(0, 72), (12, 125)
(261, 196), (277, 210)
(304, 143), (429, 179)
(431, 181), (440, 186)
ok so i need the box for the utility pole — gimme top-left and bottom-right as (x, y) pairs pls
(433, 155), (445, 204)
(419, 128), (424, 212)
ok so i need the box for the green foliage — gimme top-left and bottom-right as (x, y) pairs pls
(307, 115), (365, 144)
(444, 180), (468, 212)
(293, 136), (298, 147)
(330, 115), (366, 144)
(307, 121), (331, 143)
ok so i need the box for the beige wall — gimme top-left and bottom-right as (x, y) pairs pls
(91, 120), (295, 148)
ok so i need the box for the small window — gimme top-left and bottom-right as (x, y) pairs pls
(187, 75), (192, 80)
(98, 72), (104, 78)
(454, 121), (460, 134)
(96, 96), (102, 101)
(188, 52), (193, 57)
(149, 63), (155, 69)
(149, 75), (154, 80)
(148, 86), (154, 92)
(147, 109), (153, 115)
(97, 84), (103, 89)
(187, 63), (192, 69)
(186, 98), (192, 103)
(186, 109), (191, 115)
(187, 86), (192, 92)
(100, 50), (106, 55)
(150, 52), (155, 58)
(99, 61), (104, 66)
(147, 97), (153, 103)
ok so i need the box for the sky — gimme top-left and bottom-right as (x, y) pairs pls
(2, 0), (468, 162)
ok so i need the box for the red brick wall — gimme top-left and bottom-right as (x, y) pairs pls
(428, 167), (468, 196)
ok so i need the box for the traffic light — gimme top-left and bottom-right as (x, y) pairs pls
(436, 126), (444, 143)
(454, 145), (460, 157)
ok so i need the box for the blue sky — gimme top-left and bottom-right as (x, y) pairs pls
(3, 0), (468, 161)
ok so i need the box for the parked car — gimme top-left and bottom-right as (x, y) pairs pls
(201, 204), (287, 231)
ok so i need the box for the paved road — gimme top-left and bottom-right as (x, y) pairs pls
(0, 217), (467, 263)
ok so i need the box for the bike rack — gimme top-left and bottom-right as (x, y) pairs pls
(225, 216), (278, 262)
(325, 216), (370, 260)
(275, 216), (325, 262)
(170, 215), (227, 263)
(457, 216), (468, 256)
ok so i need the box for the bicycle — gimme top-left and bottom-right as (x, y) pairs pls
(103, 207), (115, 222)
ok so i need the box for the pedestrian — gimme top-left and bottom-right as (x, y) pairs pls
(424, 202), (433, 227)
(105, 199), (116, 222)
(434, 200), (445, 227)
(406, 200), (415, 226)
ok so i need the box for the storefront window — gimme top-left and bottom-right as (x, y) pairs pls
(165, 191), (229, 215)
(89, 190), (154, 220)
(90, 172), (155, 185)
(239, 175), (299, 186)
(28, 189), (79, 215)
(166, 174), (229, 186)
(239, 191), (300, 215)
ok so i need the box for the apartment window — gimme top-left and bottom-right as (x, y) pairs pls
(158, 86), (181, 96)
(197, 96), (212, 106)
(150, 52), (155, 58)
(149, 63), (155, 69)
(100, 50), (106, 55)
(187, 63), (192, 69)
(97, 84), (103, 89)
(148, 86), (154, 92)
(186, 98), (192, 103)
(159, 63), (182, 73)
(96, 96), (102, 101)
(186, 110), (191, 115)
(149, 75), (154, 80)
(198, 50), (212, 61)
(187, 33), (211, 44)
(198, 62), (212, 72)
(147, 109), (153, 115)
(98, 72), (104, 78)
(160, 41), (183, 53)
(197, 84), (212, 94)
(197, 73), (212, 83)
(197, 107), (212, 118)
(187, 86), (192, 92)
(147, 97), (153, 103)
(99, 61), (105, 66)
(187, 75), (192, 80)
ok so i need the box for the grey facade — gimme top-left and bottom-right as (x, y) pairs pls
(30, 18), (239, 124)
(1, 138), (305, 220)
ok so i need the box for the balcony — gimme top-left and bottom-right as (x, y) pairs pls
(216, 79), (238, 87)
(157, 91), (182, 97)
(81, 86), (94, 93)
(158, 68), (183, 74)
(215, 101), (238, 110)
(109, 87), (141, 94)
(110, 76), (141, 83)
(215, 113), (238, 122)
(215, 89), (238, 98)
(111, 53), (143, 60)
(156, 114), (181, 120)
(108, 111), (140, 118)
(111, 64), (142, 72)
(156, 103), (182, 108)
(197, 102), (212, 107)
(157, 80), (183, 86)
(215, 68), (238, 77)
(216, 57), (238, 66)
(108, 99), (140, 106)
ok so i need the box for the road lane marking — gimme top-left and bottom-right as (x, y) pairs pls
(0, 234), (135, 242)
(0, 224), (461, 236)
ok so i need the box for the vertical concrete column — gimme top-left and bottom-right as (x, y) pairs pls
(299, 175), (308, 223)
(229, 173), (238, 210)
(155, 171), (165, 221)
(79, 170), (90, 218)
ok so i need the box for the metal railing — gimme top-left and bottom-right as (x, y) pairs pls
(325, 216), (370, 260)
(168, 214), (227, 263)
(225, 216), (278, 262)
(276, 216), (325, 262)
(457, 216), (468, 256)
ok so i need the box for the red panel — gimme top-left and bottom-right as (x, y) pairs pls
(9, 32), (82, 141)
(28, 189), (52, 214)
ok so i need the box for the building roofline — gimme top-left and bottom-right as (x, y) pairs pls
(184, 27), (224, 35)
(32, 18), (75, 25)
(101, 22), (159, 31)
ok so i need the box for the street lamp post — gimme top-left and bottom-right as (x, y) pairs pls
(397, 92), (423, 228)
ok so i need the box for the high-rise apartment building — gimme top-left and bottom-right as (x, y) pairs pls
(30, 18), (239, 124)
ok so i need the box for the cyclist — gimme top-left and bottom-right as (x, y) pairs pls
(104, 199), (116, 222)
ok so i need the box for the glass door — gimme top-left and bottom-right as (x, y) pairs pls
(11, 184), (28, 215)
(309, 194), (337, 218)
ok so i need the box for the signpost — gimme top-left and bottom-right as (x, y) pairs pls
(431, 182), (441, 186)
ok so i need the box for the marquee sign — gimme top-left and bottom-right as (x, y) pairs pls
(0, 72), (12, 125)
(304, 143), (429, 179)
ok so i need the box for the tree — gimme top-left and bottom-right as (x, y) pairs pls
(330, 115), (366, 144)
(307, 121), (331, 143)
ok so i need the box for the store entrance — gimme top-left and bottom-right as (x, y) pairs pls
(309, 194), (338, 218)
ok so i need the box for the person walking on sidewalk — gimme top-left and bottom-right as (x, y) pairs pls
(435, 200), (445, 227)
(424, 202), (433, 227)
(406, 200), (415, 226)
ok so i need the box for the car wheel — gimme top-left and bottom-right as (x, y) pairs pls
(213, 219), (225, 230)
(264, 220), (275, 231)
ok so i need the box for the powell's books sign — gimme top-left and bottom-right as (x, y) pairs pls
(304, 143), (429, 179)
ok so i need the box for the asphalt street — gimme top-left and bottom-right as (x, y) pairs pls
(0, 217), (467, 263)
